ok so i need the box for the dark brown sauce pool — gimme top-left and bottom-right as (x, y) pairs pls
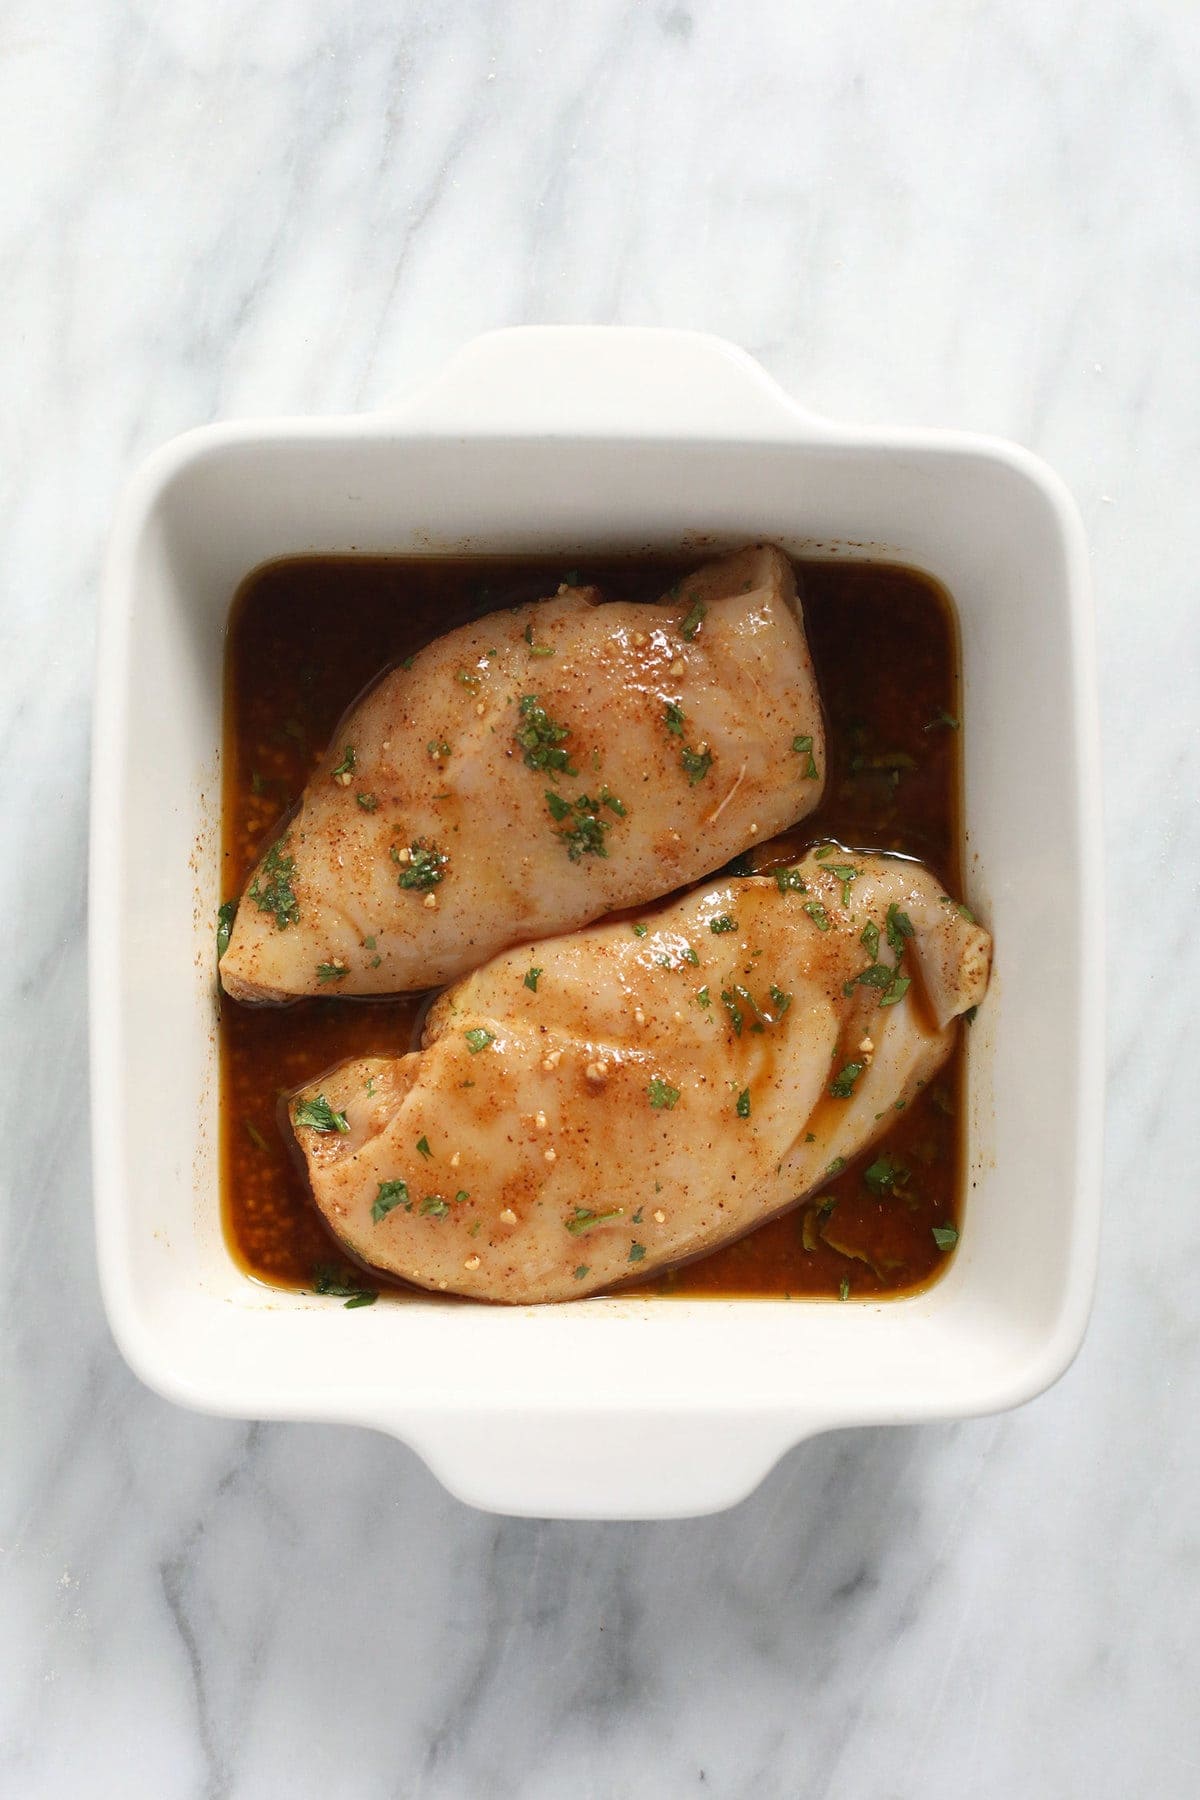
(220, 554), (965, 1302)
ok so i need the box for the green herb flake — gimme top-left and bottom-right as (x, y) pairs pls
(680, 597), (707, 640)
(330, 746), (356, 779)
(864, 1154), (909, 1195)
(940, 894), (978, 923)
(293, 1094), (350, 1135)
(720, 989), (744, 1036)
(400, 654), (415, 670)
(830, 1062), (865, 1099)
(313, 1265), (377, 1308)
(925, 709), (961, 732)
(396, 840), (448, 891)
(633, 923), (648, 938)
(546, 792), (616, 861)
(524, 966), (542, 992)
(455, 667), (482, 691)
(663, 702), (686, 736)
(861, 921), (880, 960)
(736, 1088), (751, 1119)
(243, 1118), (269, 1153)
(825, 1156), (847, 1177)
(839, 1277), (851, 1302)
(356, 792), (378, 811)
(815, 844), (836, 860)
(419, 1195), (450, 1218)
(709, 915), (737, 935)
(464, 1028), (495, 1053)
(791, 733), (819, 779)
(249, 839), (300, 930)
(886, 903), (915, 955)
(696, 986), (711, 1008)
(372, 1180), (410, 1222)
(316, 961), (348, 983)
(775, 867), (807, 894)
(455, 1190), (470, 1204)
(682, 944), (700, 966)
(216, 898), (237, 960)
(803, 900), (831, 931)
(573, 1265), (591, 1280)
(416, 1136), (432, 1158)
(629, 1242), (646, 1263)
(963, 1005), (979, 1025)
(681, 745), (713, 785)
(843, 962), (898, 997)
(879, 974), (911, 1007)
(932, 1224), (959, 1250)
(647, 1077), (681, 1110)
(769, 983), (792, 1015)
(516, 694), (576, 777)
(827, 863), (860, 907)
(565, 1207), (624, 1236)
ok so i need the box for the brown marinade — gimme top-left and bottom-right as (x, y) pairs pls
(220, 553), (965, 1301)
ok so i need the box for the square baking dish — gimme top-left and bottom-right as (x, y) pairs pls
(90, 328), (1103, 1519)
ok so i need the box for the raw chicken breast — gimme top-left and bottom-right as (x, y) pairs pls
(289, 850), (991, 1303)
(219, 546), (825, 1001)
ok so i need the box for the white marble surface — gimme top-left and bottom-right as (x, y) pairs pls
(2, 1), (1197, 1794)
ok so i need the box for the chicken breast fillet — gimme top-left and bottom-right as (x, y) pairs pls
(288, 850), (991, 1304)
(219, 546), (825, 1001)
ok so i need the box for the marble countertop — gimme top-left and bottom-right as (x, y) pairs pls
(3, 3), (1197, 1795)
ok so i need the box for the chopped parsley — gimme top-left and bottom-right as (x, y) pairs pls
(647, 1077), (681, 1110)
(681, 745), (713, 784)
(216, 899), (237, 960)
(416, 1136), (431, 1159)
(825, 1156), (847, 1178)
(830, 1062), (865, 1098)
(372, 1180), (410, 1221)
(316, 961), (348, 983)
(803, 900), (830, 931)
(330, 746), (356, 778)
(709, 915), (737, 935)
(682, 944), (700, 966)
(886, 903), (915, 956)
(632, 1207), (644, 1224)
(736, 1088), (751, 1119)
(663, 702), (686, 736)
(932, 1225), (959, 1250)
(839, 1277), (851, 1302)
(516, 694), (576, 776)
(249, 839), (300, 930)
(545, 791), (620, 861)
(843, 962), (897, 996)
(769, 984), (792, 1015)
(775, 867), (807, 894)
(720, 989), (744, 1036)
(523, 622), (556, 657)
(815, 844), (836, 860)
(293, 1094), (349, 1134)
(940, 894), (978, 923)
(963, 1005), (978, 1025)
(680, 596), (707, 640)
(524, 966), (542, 992)
(356, 792), (378, 811)
(864, 1154), (909, 1195)
(455, 668), (482, 691)
(792, 733), (819, 779)
(455, 1190), (470, 1203)
(861, 921), (880, 959)
(419, 1195), (450, 1218)
(696, 985), (711, 1007)
(633, 923), (648, 937)
(313, 1266), (377, 1307)
(628, 1242), (646, 1263)
(565, 1207), (624, 1235)
(396, 840), (448, 891)
(879, 975), (911, 1007)
(426, 739), (451, 759)
(827, 863), (860, 908)
(464, 1028), (495, 1053)
(573, 1265), (590, 1280)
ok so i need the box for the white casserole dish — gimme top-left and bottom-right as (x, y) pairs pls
(90, 328), (1103, 1520)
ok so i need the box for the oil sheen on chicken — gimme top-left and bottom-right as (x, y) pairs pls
(288, 850), (991, 1303)
(219, 546), (825, 1001)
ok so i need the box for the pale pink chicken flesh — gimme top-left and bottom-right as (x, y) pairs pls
(288, 850), (991, 1304)
(219, 545), (826, 1000)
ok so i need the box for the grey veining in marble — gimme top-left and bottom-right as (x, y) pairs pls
(2, 2), (1199, 1795)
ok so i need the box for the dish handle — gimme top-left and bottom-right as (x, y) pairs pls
(396, 1409), (821, 1521)
(390, 326), (840, 443)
